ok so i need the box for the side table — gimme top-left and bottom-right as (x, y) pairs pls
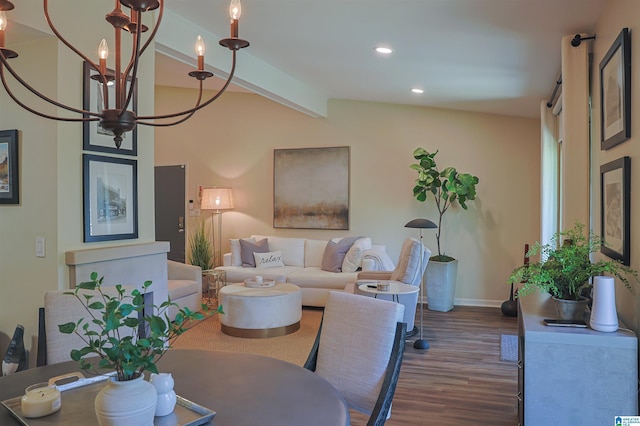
(202, 269), (226, 308)
(357, 280), (418, 303)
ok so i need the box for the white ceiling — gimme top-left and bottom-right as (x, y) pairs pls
(157, 0), (608, 119)
(4, 1), (607, 119)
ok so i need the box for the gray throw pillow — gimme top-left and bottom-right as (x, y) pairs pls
(240, 238), (269, 267)
(321, 236), (362, 273)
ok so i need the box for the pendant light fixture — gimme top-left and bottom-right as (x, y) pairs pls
(0, 0), (249, 148)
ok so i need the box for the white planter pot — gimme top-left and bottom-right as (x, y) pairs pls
(94, 374), (157, 426)
(425, 259), (458, 312)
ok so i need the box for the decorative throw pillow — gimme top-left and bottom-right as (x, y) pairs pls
(240, 238), (269, 267)
(342, 237), (372, 273)
(321, 236), (361, 273)
(254, 250), (285, 269)
(230, 238), (255, 266)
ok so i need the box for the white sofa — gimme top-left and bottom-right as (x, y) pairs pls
(215, 235), (394, 307)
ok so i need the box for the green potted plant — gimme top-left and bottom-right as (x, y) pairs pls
(508, 222), (639, 320)
(410, 147), (479, 312)
(58, 272), (223, 424)
(188, 219), (214, 271)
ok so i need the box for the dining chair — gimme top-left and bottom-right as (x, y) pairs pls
(304, 291), (406, 426)
(351, 237), (430, 335)
(37, 286), (152, 366)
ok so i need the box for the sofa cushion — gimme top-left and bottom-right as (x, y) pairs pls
(254, 250), (285, 269)
(305, 239), (329, 268)
(231, 237), (255, 266)
(252, 235), (305, 267)
(168, 279), (200, 301)
(342, 237), (372, 273)
(321, 236), (361, 273)
(240, 238), (269, 267)
(286, 268), (359, 289)
(215, 265), (297, 283)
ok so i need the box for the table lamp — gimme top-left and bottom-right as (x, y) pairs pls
(405, 218), (437, 350)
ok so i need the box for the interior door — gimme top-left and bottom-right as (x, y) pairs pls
(155, 165), (186, 263)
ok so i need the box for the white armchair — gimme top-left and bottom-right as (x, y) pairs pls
(351, 237), (430, 335)
(167, 260), (203, 319)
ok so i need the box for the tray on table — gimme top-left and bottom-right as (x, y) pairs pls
(1, 373), (215, 426)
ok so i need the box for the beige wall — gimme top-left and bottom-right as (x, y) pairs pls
(592, 0), (640, 332)
(155, 87), (541, 306)
(0, 2), (156, 366)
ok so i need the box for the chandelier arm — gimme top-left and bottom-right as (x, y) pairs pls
(43, 0), (101, 75)
(137, 110), (197, 127)
(137, 51), (237, 121)
(137, 84), (204, 127)
(0, 53), (102, 117)
(120, 9), (144, 116)
(1, 66), (97, 122)
(121, 1), (163, 86)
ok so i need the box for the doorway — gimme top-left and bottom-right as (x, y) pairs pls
(155, 165), (186, 263)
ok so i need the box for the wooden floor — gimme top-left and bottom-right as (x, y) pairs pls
(349, 305), (519, 426)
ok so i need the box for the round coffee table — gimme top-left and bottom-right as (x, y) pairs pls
(219, 282), (302, 338)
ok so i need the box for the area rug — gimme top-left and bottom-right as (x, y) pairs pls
(500, 334), (518, 362)
(171, 307), (323, 366)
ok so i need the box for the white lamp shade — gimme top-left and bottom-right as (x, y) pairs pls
(201, 187), (234, 210)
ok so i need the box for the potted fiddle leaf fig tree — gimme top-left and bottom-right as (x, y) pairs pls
(410, 147), (479, 312)
(59, 273), (222, 425)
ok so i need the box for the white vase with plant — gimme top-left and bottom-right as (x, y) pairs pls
(58, 273), (223, 425)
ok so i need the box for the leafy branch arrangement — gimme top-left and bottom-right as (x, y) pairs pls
(410, 147), (479, 261)
(508, 222), (639, 300)
(58, 272), (223, 381)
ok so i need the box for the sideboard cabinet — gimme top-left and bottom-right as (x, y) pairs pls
(518, 292), (638, 425)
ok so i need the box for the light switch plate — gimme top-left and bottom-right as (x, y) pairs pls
(35, 237), (46, 258)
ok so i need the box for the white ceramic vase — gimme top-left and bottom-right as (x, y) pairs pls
(590, 276), (619, 332)
(150, 372), (177, 417)
(94, 374), (157, 426)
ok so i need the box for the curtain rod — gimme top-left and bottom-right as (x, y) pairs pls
(546, 75), (562, 108)
(545, 34), (595, 108)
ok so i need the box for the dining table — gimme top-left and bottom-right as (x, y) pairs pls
(0, 349), (350, 426)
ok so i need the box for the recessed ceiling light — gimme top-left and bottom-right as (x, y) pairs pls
(374, 46), (393, 55)
(411, 88), (424, 94)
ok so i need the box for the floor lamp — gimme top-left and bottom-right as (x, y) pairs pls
(200, 187), (234, 267)
(405, 218), (437, 350)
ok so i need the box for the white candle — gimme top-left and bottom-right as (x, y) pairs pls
(255, 276), (263, 283)
(21, 383), (61, 418)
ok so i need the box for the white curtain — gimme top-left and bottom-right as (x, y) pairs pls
(540, 100), (558, 246)
(559, 34), (590, 230)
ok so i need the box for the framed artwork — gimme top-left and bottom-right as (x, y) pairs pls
(274, 146), (350, 230)
(600, 28), (631, 150)
(0, 129), (19, 205)
(83, 154), (138, 242)
(82, 61), (138, 155)
(600, 156), (630, 265)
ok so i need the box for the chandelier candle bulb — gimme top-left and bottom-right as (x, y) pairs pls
(229, 0), (241, 37)
(195, 35), (205, 70)
(0, 11), (5, 46)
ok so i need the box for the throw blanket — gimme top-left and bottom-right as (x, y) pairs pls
(363, 248), (396, 271)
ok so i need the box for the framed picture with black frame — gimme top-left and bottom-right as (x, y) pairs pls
(600, 156), (630, 265)
(82, 61), (138, 155)
(600, 27), (631, 150)
(83, 154), (138, 242)
(0, 129), (19, 205)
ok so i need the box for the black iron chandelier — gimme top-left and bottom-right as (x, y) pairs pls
(0, 0), (249, 148)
